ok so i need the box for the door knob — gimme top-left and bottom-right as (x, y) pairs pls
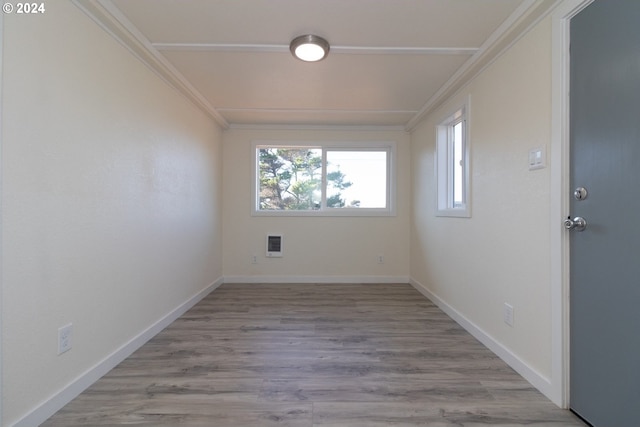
(564, 216), (587, 232)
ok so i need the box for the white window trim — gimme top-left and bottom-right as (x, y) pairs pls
(252, 140), (396, 217)
(436, 96), (471, 218)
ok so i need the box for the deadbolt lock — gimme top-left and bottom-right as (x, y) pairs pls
(574, 187), (588, 201)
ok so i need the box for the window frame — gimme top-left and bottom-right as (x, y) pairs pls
(436, 98), (471, 218)
(252, 140), (396, 217)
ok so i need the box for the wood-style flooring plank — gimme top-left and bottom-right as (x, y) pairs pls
(41, 283), (585, 426)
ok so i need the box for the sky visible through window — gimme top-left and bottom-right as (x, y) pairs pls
(327, 151), (387, 208)
(453, 121), (463, 207)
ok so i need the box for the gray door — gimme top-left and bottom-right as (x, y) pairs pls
(569, 1), (640, 426)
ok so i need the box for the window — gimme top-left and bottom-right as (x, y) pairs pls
(436, 100), (470, 217)
(253, 141), (395, 216)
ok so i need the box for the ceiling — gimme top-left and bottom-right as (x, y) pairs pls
(75, 0), (556, 130)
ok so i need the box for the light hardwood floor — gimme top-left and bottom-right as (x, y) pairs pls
(42, 283), (586, 426)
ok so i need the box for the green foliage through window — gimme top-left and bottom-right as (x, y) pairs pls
(259, 148), (324, 210)
(256, 144), (391, 214)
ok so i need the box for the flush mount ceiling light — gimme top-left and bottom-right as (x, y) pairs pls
(290, 34), (330, 62)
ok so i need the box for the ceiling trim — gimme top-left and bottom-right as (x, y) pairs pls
(73, 0), (558, 132)
(405, 0), (559, 131)
(217, 108), (418, 114)
(153, 43), (479, 56)
(155, 43), (287, 53)
(219, 109), (415, 131)
(334, 46), (478, 56)
(228, 123), (408, 132)
(72, 0), (229, 129)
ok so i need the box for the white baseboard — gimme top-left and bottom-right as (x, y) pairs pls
(408, 278), (555, 403)
(12, 277), (224, 427)
(223, 275), (410, 284)
(12, 275), (558, 426)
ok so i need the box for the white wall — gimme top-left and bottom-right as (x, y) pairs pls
(223, 128), (410, 282)
(1, 2), (223, 425)
(411, 16), (554, 389)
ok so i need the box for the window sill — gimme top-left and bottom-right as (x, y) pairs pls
(436, 208), (471, 218)
(252, 208), (396, 217)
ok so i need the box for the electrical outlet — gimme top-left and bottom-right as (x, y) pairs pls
(251, 255), (258, 264)
(58, 323), (73, 355)
(377, 255), (384, 264)
(503, 303), (514, 327)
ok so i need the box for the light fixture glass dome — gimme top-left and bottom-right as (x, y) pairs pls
(290, 35), (330, 62)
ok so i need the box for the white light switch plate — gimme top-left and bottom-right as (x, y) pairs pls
(503, 303), (514, 327)
(528, 146), (546, 170)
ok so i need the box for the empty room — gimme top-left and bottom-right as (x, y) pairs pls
(2, 1), (638, 426)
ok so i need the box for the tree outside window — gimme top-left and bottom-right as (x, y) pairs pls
(258, 148), (352, 210)
(253, 142), (394, 216)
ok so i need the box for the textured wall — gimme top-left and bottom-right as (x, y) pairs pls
(1, 2), (223, 424)
(222, 128), (411, 282)
(411, 17), (553, 378)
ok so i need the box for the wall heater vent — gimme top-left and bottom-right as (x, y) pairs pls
(266, 234), (283, 257)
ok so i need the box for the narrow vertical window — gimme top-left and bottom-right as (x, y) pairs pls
(452, 118), (464, 208)
(437, 100), (470, 217)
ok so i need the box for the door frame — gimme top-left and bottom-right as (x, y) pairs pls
(1, 10), (4, 424)
(549, 0), (594, 409)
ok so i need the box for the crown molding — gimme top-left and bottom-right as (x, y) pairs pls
(71, 0), (229, 129)
(228, 123), (408, 132)
(218, 108), (417, 115)
(72, 0), (558, 132)
(221, 108), (414, 131)
(405, 0), (560, 132)
(154, 43), (478, 56)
